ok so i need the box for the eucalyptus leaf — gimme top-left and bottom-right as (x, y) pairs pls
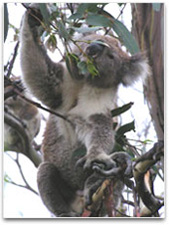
(69, 12), (83, 20)
(77, 3), (99, 14)
(4, 173), (12, 183)
(4, 3), (9, 42)
(69, 4), (99, 20)
(46, 34), (57, 52)
(39, 3), (50, 25)
(112, 19), (140, 54)
(111, 102), (134, 117)
(116, 120), (135, 141)
(72, 26), (101, 34)
(65, 53), (80, 78)
(57, 21), (70, 41)
(77, 61), (88, 75)
(65, 54), (72, 76)
(86, 13), (112, 27)
(86, 59), (99, 77)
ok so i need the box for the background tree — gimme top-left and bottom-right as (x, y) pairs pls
(4, 3), (164, 218)
(131, 3), (164, 141)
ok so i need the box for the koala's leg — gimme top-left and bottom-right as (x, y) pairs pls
(37, 162), (82, 217)
(73, 113), (115, 171)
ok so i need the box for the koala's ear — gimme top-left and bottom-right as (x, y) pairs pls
(120, 52), (150, 86)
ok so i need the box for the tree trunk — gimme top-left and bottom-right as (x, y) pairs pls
(131, 3), (164, 140)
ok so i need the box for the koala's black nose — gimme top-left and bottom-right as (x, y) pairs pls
(86, 43), (104, 57)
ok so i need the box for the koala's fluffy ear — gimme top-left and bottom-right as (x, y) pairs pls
(120, 52), (150, 86)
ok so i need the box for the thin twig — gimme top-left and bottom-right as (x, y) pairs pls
(5, 153), (39, 195)
(15, 154), (39, 195)
(14, 88), (73, 125)
(4, 111), (42, 167)
(5, 41), (19, 78)
(116, 3), (127, 20)
(4, 76), (73, 125)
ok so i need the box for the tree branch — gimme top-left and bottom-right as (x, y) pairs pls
(133, 141), (164, 214)
(4, 76), (73, 125)
(4, 41), (19, 77)
(4, 111), (42, 167)
(5, 153), (39, 195)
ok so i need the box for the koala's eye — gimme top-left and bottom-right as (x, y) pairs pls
(86, 43), (104, 57)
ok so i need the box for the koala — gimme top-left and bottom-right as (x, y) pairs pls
(20, 4), (149, 217)
(4, 79), (41, 153)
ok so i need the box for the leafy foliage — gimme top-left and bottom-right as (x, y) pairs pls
(32, 3), (141, 78)
(68, 3), (140, 54)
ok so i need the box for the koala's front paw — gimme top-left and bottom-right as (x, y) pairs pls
(93, 152), (133, 178)
(76, 151), (116, 172)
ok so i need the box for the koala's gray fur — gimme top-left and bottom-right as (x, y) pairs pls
(4, 83), (41, 153)
(20, 4), (150, 217)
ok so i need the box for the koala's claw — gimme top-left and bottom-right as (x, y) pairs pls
(93, 164), (121, 176)
(111, 152), (133, 178)
(76, 152), (116, 173)
(75, 155), (87, 169)
(92, 152), (133, 178)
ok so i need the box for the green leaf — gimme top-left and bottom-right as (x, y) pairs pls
(39, 3), (50, 25)
(112, 142), (125, 152)
(65, 53), (73, 75)
(65, 53), (80, 77)
(46, 34), (57, 52)
(112, 19), (140, 54)
(116, 121), (135, 141)
(86, 59), (99, 77)
(72, 26), (101, 34)
(69, 12), (83, 20)
(77, 3), (99, 14)
(65, 55), (71, 75)
(4, 173), (12, 183)
(142, 139), (153, 145)
(69, 4), (99, 20)
(86, 13), (112, 27)
(111, 102), (134, 117)
(77, 61), (88, 75)
(152, 3), (161, 12)
(4, 3), (9, 42)
(57, 21), (70, 41)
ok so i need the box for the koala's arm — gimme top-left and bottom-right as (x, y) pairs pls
(20, 6), (63, 109)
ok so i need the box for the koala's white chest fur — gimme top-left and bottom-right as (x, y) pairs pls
(56, 67), (116, 146)
(60, 64), (117, 116)
(69, 85), (116, 119)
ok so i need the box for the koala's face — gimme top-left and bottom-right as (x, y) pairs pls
(72, 34), (147, 88)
